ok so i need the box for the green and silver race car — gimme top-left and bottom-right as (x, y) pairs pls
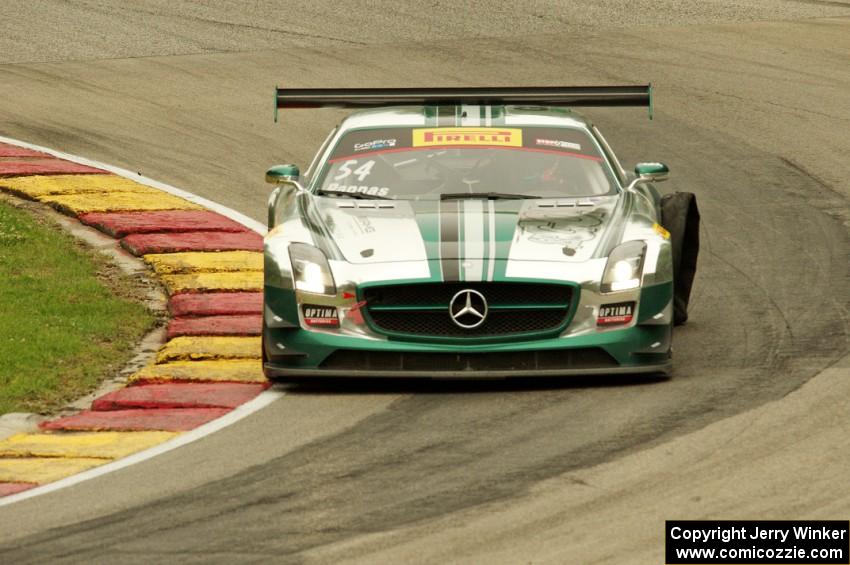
(263, 87), (699, 379)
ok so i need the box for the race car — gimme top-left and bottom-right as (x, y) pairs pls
(263, 86), (699, 379)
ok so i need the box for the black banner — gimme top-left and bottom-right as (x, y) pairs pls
(666, 521), (849, 564)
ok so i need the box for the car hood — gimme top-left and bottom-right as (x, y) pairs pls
(310, 196), (619, 271)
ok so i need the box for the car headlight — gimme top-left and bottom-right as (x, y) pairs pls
(601, 241), (647, 293)
(288, 243), (336, 295)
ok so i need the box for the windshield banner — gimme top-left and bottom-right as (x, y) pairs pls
(330, 127), (601, 162)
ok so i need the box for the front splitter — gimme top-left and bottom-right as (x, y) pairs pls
(264, 362), (672, 380)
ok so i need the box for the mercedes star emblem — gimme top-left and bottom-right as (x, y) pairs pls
(449, 289), (488, 329)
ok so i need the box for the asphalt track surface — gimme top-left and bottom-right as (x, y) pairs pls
(2, 2), (850, 562)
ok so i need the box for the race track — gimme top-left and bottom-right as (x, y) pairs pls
(1, 2), (850, 562)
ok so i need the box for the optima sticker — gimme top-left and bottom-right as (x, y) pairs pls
(598, 302), (635, 326)
(412, 128), (522, 148)
(302, 304), (340, 328)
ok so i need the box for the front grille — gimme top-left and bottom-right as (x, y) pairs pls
(362, 282), (574, 339)
(369, 309), (567, 337)
(363, 282), (569, 307)
(319, 348), (618, 372)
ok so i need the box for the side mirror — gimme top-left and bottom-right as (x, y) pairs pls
(267, 186), (280, 229)
(626, 162), (669, 191)
(266, 164), (304, 230)
(265, 164), (304, 189)
(634, 162), (669, 183)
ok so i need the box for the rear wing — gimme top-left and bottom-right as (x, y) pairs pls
(274, 85), (653, 122)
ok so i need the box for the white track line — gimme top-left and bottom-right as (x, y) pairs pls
(0, 390), (284, 507)
(0, 135), (267, 235)
(0, 135), (279, 506)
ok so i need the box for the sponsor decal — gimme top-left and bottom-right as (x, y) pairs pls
(301, 304), (339, 328)
(535, 138), (582, 151)
(344, 300), (367, 325)
(325, 182), (390, 197)
(354, 138), (397, 152)
(329, 128), (413, 161)
(653, 222), (671, 239)
(597, 301), (635, 326)
(355, 216), (376, 234)
(521, 210), (606, 248)
(412, 127), (522, 148)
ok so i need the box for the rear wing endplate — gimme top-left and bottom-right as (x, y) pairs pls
(274, 85), (653, 122)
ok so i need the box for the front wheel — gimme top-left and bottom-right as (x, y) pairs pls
(660, 192), (700, 325)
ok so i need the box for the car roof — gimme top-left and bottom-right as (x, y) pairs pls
(337, 105), (592, 131)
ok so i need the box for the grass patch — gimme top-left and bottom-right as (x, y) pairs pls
(0, 199), (155, 414)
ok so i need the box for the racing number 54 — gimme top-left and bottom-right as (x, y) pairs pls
(334, 159), (375, 182)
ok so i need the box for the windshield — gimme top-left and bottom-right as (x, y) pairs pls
(315, 126), (616, 200)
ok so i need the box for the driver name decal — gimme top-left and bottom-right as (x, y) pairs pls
(325, 182), (390, 197)
(412, 128), (522, 148)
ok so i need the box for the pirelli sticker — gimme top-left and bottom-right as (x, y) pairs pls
(412, 127), (522, 148)
(301, 304), (339, 328)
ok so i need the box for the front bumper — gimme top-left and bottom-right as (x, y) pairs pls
(263, 278), (673, 379)
(263, 321), (672, 379)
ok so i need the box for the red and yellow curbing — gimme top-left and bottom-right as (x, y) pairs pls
(0, 143), (269, 495)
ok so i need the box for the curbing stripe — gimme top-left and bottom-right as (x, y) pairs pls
(0, 143), (45, 157)
(159, 271), (263, 295)
(91, 383), (269, 411)
(144, 251), (263, 275)
(0, 174), (158, 198)
(79, 210), (251, 237)
(156, 336), (262, 363)
(166, 315), (262, 339)
(0, 457), (108, 484)
(0, 483), (36, 496)
(168, 292), (263, 317)
(40, 408), (231, 433)
(121, 231), (262, 255)
(129, 359), (266, 384)
(0, 431), (179, 459)
(43, 191), (203, 215)
(0, 159), (107, 177)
